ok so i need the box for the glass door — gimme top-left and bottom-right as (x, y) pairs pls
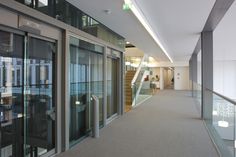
(24, 36), (56, 156)
(107, 57), (118, 119)
(0, 29), (56, 157)
(69, 44), (90, 144)
(69, 36), (104, 146)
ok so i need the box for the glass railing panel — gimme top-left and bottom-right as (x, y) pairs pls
(131, 82), (138, 105)
(132, 72), (152, 106)
(204, 89), (235, 157)
(131, 55), (152, 107)
(135, 81), (152, 105)
(192, 82), (202, 113)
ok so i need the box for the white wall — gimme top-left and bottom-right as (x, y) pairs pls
(174, 67), (190, 90)
(214, 60), (236, 100)
(197, 51), (202, 84)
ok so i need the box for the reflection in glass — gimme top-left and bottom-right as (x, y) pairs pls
(0, 30), (24, 157)
(15, 0), (125, 49)
(24, 37), (55, 156)
(0, 31), (55, 156)
(69, 37), (103, 145)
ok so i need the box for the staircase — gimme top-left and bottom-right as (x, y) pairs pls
(125, 70), (136, 112)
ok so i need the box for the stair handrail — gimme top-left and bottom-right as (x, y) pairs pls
(131, 54), (147, 86)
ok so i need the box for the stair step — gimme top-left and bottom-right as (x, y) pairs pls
(126, 76), (133, 77)
(126, 94), (132, 97)
(125, 70), (135, 108)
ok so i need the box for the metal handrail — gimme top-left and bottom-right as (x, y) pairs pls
(205, 88), (236, 105)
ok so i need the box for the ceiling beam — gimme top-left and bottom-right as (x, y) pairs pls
(192, 37), (201, 55)
(191, 0), (235, 59)
(203, 0), (235, 31)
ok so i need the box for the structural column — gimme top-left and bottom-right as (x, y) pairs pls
(103, 47), (107, 125)
(201, 31), (213, 120)
(189, 59), (192, 93)
(191, 54), (198, 97)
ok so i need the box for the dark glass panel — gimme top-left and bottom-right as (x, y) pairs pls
(24, 37), (55, 156)
(0, 30), (24, 157)
(107, 57), (118, 118)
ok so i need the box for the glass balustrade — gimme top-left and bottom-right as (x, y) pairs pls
(192, 82), (202, 113)
(131, 56), (152, 106)
(203, 89), (236, 157)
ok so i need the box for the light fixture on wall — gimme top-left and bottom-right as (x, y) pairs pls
(123, 0), (173, 63)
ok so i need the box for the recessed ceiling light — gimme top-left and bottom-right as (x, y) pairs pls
(104, 9), (112, 14)
(126, 41), (130, 44)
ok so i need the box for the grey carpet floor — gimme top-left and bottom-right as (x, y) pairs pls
(57, 90), (219, 157)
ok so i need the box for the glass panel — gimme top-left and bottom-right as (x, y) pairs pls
(69, 44), (90, 144)
(204, 90), (235, 157)
(24, 37), (55, 156)
(131, 56), (151, 106)
(195, 51), (202, 112)
(69, 37), (104, 145)
(15, 0), (125, 49)
(107, 57), (118, 118)
(0, 30), (24, 157)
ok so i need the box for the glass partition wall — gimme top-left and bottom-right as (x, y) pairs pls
(69, 36), (104, 146)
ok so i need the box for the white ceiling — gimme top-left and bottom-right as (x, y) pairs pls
(67, 0), (215, 62)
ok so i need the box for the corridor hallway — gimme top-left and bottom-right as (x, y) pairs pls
(57, 90), (219, 157)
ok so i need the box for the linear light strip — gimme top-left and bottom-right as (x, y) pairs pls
(125, 0), (173, 63)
